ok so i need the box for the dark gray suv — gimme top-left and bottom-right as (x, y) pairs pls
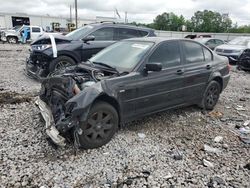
(26, 23), (156, 79)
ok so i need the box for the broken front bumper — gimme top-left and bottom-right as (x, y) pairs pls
(35, 97), (66, 146)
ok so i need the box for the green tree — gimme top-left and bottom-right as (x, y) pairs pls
(190, 10), (232, 32)
(153, 12), (186, 31)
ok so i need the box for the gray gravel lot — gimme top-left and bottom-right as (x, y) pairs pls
(0, 44), (249, 188)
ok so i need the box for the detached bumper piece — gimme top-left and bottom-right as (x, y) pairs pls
(25, 58), (49, 81)
(35, 97), (66, 146)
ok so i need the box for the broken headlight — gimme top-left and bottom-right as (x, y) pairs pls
(32, 44), (52, 51)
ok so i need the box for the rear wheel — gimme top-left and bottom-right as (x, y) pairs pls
(77, 101), (119, 149)
(200, 81), (221, 110)
(7, 37), (18, 44)
(49, 56), (76, 74)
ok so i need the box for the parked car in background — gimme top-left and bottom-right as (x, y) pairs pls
(195, 38), (225, 50)
(26, 22), (156, 80)
(185, 34), (212, 39)
(214, 37), (250, 64)
(1, 25), (44, 43)
(237, 49), (250, 71)
(36, 37), (230, 149)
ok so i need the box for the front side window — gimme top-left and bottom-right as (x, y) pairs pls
(183, 41), (204, 63)
(90, 41), (154, 72)
(148, 41), (181, 68)
(90, 27), (114, 41)
(32, 27), (41, 32)
(203, 47), (212, 61)
(66, 25), (94, 40)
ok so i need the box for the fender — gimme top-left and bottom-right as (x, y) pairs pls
(66, 82), (104, 121)
(208, 71), (222, 82)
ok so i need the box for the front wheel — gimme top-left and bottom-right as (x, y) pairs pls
(77, 101), (119, 149)
(49, 56), (76, 74)
(7, 37), (18, 44)
(200, 81), (221, 110)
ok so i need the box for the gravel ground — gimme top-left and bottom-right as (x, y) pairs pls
(0, 44), (249, 188)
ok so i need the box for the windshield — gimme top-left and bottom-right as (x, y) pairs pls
(90, 41), (154, 72)
(66, 25), (93, 40)
(228, 37), (250, 46)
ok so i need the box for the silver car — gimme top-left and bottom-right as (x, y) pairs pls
(215, 37), (250, 64)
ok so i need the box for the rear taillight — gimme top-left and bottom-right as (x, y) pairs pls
(227, 63), (231, 72)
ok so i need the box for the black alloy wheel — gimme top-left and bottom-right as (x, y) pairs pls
(202, 81), (221, 110)
(77, 101), (118, 149)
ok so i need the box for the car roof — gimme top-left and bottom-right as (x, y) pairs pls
(125, 37), (194, 44)
(88, 22), (154, 31)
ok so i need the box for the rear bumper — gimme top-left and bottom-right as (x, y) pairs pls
(222, 74), (230, 91)
(35, 98), (66, 146)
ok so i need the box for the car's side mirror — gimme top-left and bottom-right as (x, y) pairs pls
(82, 35), (95, 43)
(145, 63), (162, 72)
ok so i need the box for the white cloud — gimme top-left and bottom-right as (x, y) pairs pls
(0, 0), (249, 25)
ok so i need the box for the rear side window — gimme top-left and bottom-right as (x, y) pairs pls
(139, 30), (149, 37)
(203, 47), (212, 61)
(116, 28), (141, 40)
(183, 41), (204, 63)
(32, 27), (41, 32)
(215, 39), (224, 45)
(148, 41), (181, 68)
(90, 27), (114, 41)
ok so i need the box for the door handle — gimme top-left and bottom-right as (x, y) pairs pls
(176, 69), (184, 75)
(206, 64), (212, 69)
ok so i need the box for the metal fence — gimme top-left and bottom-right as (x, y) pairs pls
(156, 30), (250, 41)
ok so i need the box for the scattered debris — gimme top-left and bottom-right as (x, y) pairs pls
(213, 176), (226, 185)
(244, 163), (250, 170)
(137, 133), (146, 139)
(172, 150), (183, 160)
(214, 136), (223, 143)
(204, 144), (221, 153)
(163, 173), (173, 180)
(203, 159), (214, 168)
(243, 120), (250, 126)
(0, 91), (33, 104)
(235, 105), (246, 111)
(239, 97), (247, 101)
(239, 127), (250, 134)
(239, 136), (250, 144)
(208, 111), (223, 118)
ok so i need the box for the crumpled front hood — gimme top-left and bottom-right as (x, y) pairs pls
(31, 33), (72, 45)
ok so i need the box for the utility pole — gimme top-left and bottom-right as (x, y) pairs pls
(125, 12), (127, 23)
(75, 0), (78, 28)
(70, 5), (72, 23)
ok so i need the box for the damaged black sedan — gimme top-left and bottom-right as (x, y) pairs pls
(37, 37), (230, 149)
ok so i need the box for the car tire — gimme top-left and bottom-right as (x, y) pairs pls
(49, 56), (76, 73)
(7, 37), (18, 44)
(77, 101), (119, 149)
(200, 81), (221, 110)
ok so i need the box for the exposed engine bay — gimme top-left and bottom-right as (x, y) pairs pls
(38, 63), (119, 146)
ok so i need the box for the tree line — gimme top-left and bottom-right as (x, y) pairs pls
(131, 10), (250, 33)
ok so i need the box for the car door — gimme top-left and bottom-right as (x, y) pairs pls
(31, 27), (42, 40)
(81, 27), (115, 60)
(181, 40), (214, 103)
(135, 40), (185, 116)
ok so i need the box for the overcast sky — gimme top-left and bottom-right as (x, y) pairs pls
(0, 0), (249, 25)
